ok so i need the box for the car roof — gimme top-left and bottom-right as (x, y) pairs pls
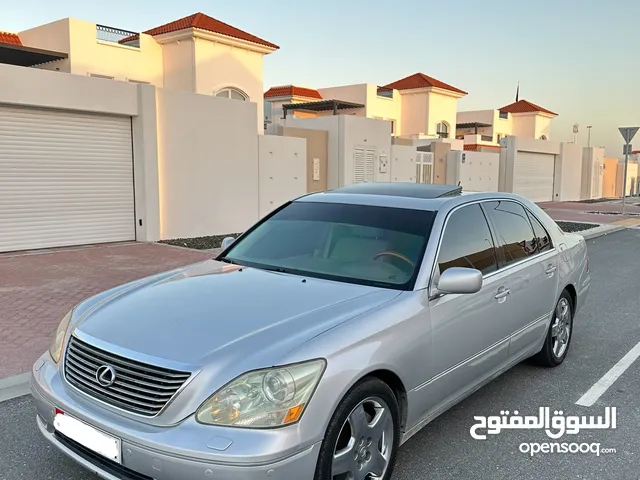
(297, 184), (535, 213)
(329, 183), (463, 199)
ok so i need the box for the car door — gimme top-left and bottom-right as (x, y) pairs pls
(425, 203), (514, 412)
(483, 200), (559, 358)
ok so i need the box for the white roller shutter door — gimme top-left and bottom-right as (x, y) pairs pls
(0, 105), (135, 253)
(513, 151), (555, 202)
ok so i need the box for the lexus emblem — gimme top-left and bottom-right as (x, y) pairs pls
(95, 365), (116, 387)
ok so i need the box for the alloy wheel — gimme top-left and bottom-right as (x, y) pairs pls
(331, 397), (395, 480)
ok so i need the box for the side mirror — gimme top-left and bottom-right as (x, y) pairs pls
(437, 267), (483, 295)
(220, 236), (236, 251)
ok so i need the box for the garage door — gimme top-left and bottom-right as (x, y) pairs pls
(513, 151), (555, 202)
(0, 105), (135, 253)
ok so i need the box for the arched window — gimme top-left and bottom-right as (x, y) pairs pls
(215, 87), (248, 101)
(436, 121), (449, 139)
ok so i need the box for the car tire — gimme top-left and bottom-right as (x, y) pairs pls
(533, 290), (574, 367)
(314, 377), (400, 480)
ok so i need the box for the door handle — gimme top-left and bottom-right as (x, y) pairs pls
(546, 265), (557, 277)
(494, 288), (510, 301)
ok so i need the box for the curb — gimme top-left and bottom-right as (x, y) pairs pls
(0, 373), (31, 403)
(581, 225), (627, 241)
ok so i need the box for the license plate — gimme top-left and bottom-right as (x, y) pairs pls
(54, 410), (121, 464)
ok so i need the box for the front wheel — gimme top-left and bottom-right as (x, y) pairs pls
(314, 377), (400, 480)
(533, 290), (574, 367)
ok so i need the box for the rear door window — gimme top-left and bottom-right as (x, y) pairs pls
(483, 201), (537, 267)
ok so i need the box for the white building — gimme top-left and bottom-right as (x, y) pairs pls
(2, 12), (278, 131)
(265, 72), (467, 140)
(457, 99), (558, 150)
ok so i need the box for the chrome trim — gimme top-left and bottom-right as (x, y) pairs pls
(62, 332), (201, 420)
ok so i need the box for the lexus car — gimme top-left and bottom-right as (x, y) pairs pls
(31, 183), (590, 480)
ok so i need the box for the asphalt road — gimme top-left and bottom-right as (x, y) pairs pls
(1, 229), (639, 480)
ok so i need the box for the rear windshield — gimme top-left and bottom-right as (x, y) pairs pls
(221, 201), (436, 290)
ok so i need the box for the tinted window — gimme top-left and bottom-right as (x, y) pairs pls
(438, 204), (498, 275)
(224, 202), (436, 290)
(484, 201), (537, 266)
(527, 210), (552, 253)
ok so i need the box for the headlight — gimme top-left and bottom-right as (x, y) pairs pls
(196, 359), (326, 428)
(49, 310), (73, 363)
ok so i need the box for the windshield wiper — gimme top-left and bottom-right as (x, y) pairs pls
(257, 265), (292, 274)
(217, 256), (236, 264)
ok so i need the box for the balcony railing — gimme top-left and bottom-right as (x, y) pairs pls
(96, 24), (140, 48)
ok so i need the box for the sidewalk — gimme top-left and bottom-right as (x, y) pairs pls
(0, 242), (211, 380)
(540, 200), (640, 227)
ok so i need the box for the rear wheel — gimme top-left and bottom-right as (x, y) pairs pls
(314, 378), (400, 480)
(533, 290), (573, 367)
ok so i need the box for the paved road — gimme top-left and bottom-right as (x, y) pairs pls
(1, 230), (639, 480)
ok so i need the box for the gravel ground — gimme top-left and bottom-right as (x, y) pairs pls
(159, 233), (241, 250)
(556, 221), (600, 233)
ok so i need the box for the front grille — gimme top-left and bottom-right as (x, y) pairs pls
(55, 431), (153, 480)
(64, 336), (191, 417)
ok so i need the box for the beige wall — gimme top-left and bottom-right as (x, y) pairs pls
(602, 158), (618, 198)
(401, 91), (429, 136)
(70, 19), (163, 84)
(156, 88), (259, 239)
(616, 161), (638, 197)
(423, 141), (451, 185)
(0, 62), (138, 115)
(425, 91), (458, 140)
(390, 145), (417, 182)
(318, 84), (368, 106)
(19, 19), (71, 72)
(446, 151), (499, 191)
(554, 142), (582, 201)
(285, 115), (392, 188)
(162, 40), (195, 91)
(511, 113), (553, 140)
(580, 147), (605, 200)
(258, 135), (307, 217)
(194, 38), (265, 133)
(282, 127), (329, 193)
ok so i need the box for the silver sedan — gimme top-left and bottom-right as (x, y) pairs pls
(31, 183), (590, 480)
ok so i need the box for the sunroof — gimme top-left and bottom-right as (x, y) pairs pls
(329, 183), (462, 199)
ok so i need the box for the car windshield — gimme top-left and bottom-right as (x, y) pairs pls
(221, 201), (436, 290)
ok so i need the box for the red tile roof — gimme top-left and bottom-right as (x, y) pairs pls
(264, 85), (323, 100)
(499, 99), (557, 116)
(140, 12), (278, 49)
(464, 144), (502, 151)
(0, 31), (21, 46)
(383, 73), (467, 95)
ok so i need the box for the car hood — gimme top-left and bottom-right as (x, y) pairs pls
(73, 259), (400, 368)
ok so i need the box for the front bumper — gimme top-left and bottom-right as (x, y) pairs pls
(31, 354), (321, 480)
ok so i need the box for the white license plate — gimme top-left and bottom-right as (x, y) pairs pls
(54, 410), (121, 464)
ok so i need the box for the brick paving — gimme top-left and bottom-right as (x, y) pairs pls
(0, 243), (211, 379)
(539, 200), (640, 225)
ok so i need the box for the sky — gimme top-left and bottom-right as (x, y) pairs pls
(3, 0), (639, 157)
